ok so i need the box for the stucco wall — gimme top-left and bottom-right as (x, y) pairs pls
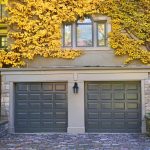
(26, 51), (147, 68)
(144, 73), (150, 114)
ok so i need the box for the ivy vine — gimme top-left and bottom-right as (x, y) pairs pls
(0, 0), (150, 67)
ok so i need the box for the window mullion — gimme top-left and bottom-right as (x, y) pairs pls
(72, 23), (76, 48)
(93, 22), (97, 48)
(105, 23), (107, 46)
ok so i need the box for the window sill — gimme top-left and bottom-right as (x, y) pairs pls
(62, 47), (113, 51)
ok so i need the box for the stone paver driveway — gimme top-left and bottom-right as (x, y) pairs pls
(0, 134), (150, 150)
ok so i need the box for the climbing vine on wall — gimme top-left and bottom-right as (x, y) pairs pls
(0, 0), (150, 67)
(0, 0), (8, 4)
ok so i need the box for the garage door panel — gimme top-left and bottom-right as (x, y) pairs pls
(16, 83), (28, 91)
(126, 93), (138, 100)
(29, 121), (41, 128)
(28, 108), (40, 112)
(88, 103), (98, 109)
(30, 83), (41, 91)
(101, 113), (112, 119)
(16, 113), (28, 119)
(127, 103), (139, 109)
(88, 93), (99, 100)
(41, 102), (53, 109)
(29, 113), (41, 119)
(55, 84), (67, 91)
(41, 112), (53, 118)
(42, 83), (53, 91)
(113, 121), (125, 129)
(87, 121), (99, 129)
(126, 112), (139, 119)
(42, 94), (53, 100)
(113, 112), (125, 119)
(113, 84), (124, 90)
(113, 93), (125, 100)
(55, 122), (66, 128)
(15, 82), (67, 133)
(101, 84), (112, 90)
(29, 102), (41, 109)
(101, 92), (112, 100)
(16, 102), (28, 109)
(55, 102), (66, 109)
(126, 84), (138, 90)
(16, 94), (28, 100)
(114, 102), (125, 109)
(55, 93), (66, 100)
(16, 120), (28, 127)
(87, 84), (99, 91)
(16, 109), (28, 114)
(88, 112), (98, 119)
(29, 94), (41, 100)
(127, 121), (139, 129)
(101, 121), (112, 129)
(41, 108), (53, 112)
(42, 121), (53, 128)
(85, 81), (141, 133)
(101, 103), (112, 109)
(55, 112), (67, 119)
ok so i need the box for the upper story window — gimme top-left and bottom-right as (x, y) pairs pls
(77, 18), (93, 47)
(0, 36), (7, 48)
(0, 5), (6, 19)
(62, 17), (108, 48)
(63, 25), (72, 47)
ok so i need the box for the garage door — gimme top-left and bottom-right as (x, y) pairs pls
(15, 82), (67, 133)
(85, 81), (141, 133)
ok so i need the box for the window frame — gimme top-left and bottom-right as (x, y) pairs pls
(96, 21), (107, 47)
(63, 24), (73, 47)
(0, 35), (7, 48)
(0, 4), (6, 19)
(62, 16), (111, 50)
(75, 18), (94, 47)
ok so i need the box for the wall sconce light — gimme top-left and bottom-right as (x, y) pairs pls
(73, 82), (79, 94)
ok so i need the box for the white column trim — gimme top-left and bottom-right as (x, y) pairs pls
(67, 81), (85, 133)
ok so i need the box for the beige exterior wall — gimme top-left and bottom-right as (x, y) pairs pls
(25, 15), (148, 69)
(26, 51), (148, 68)
(144, 73), (150, 114)
(1, 68), (150, 133)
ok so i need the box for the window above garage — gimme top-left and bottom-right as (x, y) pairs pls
(62, 16), (111, 50)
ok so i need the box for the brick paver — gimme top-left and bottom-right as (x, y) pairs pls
(0, 134), (150, 150)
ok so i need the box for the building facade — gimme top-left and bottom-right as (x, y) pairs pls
(1, 66), (150, 133)
(1, 4), (150, 134)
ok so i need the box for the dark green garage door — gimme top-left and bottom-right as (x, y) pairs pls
(85, 81), (141, 133)
(15, 82), (67, 133)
